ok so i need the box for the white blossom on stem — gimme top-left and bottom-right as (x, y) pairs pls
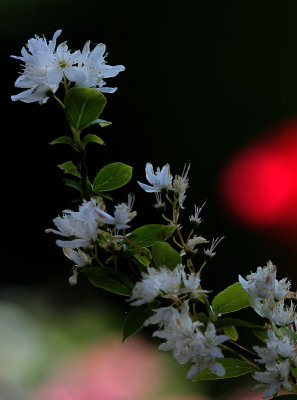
(96, 194), (136, 230)
(204, 236), (224, 259)
(173, 163), (190, 208)
(239, 261), (277, 300)
(144, 306), (178, 328)
(138, 163), (173, 193)
(63, 248), (90, 267)
(150, 302), (228, 379)
(153, 301), (203, 364)
(274, 278), (291, 301)
(184, 235), (208, 255)
(189, 203), (206, 227)
(129, 265), (184, 306)
(11, 29), (82, 103)
(46, 198), (103, 249)
(73, 41), (125, 93)
(129, 265), (208, 306)
(187, 323), (228, 379)
(63, 248), (91, 286)
(254, 299), (296, 326)
(240, 261), (291, 301)
(253, 329), (296, 367)
(253, 359), (292, 399)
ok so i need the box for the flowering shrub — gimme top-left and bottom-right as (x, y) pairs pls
(11, 30), (297, 400)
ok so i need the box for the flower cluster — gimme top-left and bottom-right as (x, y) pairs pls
(46, 196), (136, 281)
(239, 261), (295, 325)
(11, 30), (125, 103)
(130, 270), (228, 379)
(129, 265), (205, 306)
(253, 330), (296, 398)
(239, 263), (297, 398)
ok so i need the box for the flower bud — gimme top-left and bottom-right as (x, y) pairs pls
(69, 269), (78, 286)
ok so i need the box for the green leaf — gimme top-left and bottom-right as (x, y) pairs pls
(49, 136), (74, 145)
(64, 178), (83, 194)
(134, 248), (151, 267)
(93, 162), (132, 192)
(91, 118), (112, 127)
(223, 325), (238, 341)
(83, 134), (105, 146)
(290, 368), (297, 378)
(122, 304), (155, 342)
(196, 312), (209, 325)
(215, 318), (265, 330)
(212, 282), (250, 316)
(192, 358), (256, 381)
(152, 241), (182, 270)
(82, 267), (133, 296)
(128, 225), (176, 248)
(278, 327), (297, 343)
(252, 328), (268, 342)
(58, 161), (82, 178)
(64, 87), (106, 131)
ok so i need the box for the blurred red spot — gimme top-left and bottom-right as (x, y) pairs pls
(220, 120), (297, 229)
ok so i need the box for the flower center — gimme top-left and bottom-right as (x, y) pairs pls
(58, 60), (67, 69)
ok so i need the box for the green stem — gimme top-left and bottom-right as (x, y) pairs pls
(199, 260), (207, 274)
(161, 214), (174, 224)
(121, 236), (152, 264)
(200, 291), (215, 321)
(222, 344), (262, 371)
(53, 95), (65, 108)
(63, 75), (69, 94)
(93, 246), (105, 268)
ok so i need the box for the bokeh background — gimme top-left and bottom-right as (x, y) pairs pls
(2, 0), (297, 399)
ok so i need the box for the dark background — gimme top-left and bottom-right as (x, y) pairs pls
(3, 0), (297, 298)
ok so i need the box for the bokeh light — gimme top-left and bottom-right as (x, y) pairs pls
(220, 119), (297, 230)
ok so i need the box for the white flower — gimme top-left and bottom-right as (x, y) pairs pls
(239, 261), (276, 300)
(204, 236), (225, 259)
(253, 329), (296, 367)
(173, 163), (190, 208)
(63, 248), (90, 267)
(129, 265), (184, 306)
(129, 265), (207, 306)
(146, 301), (228, 380)
(187, 323), (228, 379)
(254, 298), (295, 326)
(186, 235), (209, 253)
(153, 301), (202, 364)
(46, 198), (103, 249)
(96, 194), (136, 230)
(274, 278), (291, 301)
(182, 271), (201, 292)
(189, 203), (206, 227)
(11, 29), (82, 103)
(144, 306), (177, 327)
(45, 41), (83, 87)
(63, 248), (90, 286)
(253, 359), (291, 399)
(138, 163), (173, 193)
(73, 41), (125, 93)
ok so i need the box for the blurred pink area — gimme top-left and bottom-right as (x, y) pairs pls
(158, 396), (210, 400)
(32, 335), (163, 400)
